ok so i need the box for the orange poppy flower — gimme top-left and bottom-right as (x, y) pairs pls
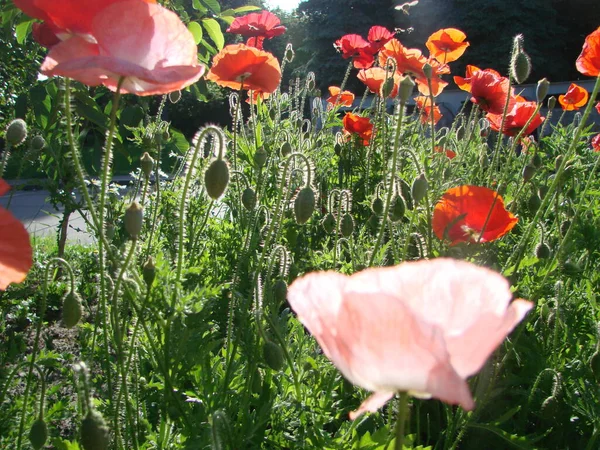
(335, 34), (375, 69)
(357, 67), (400, 98)
(592, 134), (600, 152)
(379, 39), (449, 97)
(343, 113), (373, 145)
(558, 83), (589, 111)
(415, 96), (442, 124)
(433, 185), (518, 245)
(0, 179), (32, 289)
(469, 70), (513, 115)
(426, 28), (470, 64)
(206, 44), (281, 93)
(486, 101), (544, 137)
(246, 90), (270, 105)
(38, 0), (203, 96)
(327, 86), (355, 107)
(576, 26), (600, 77)
(434, 146), (456, 159)
(367, 25), (395, 51)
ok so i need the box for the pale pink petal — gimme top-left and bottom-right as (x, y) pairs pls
(425, 362), (474, 410)
(349, 391), (394, 420)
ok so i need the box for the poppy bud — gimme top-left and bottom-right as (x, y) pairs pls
(294, 187), (315, 224)
(535, 242), (551, 259)
(81, 409), (110, 450)
(340, 213), (354, 237)
(334, 142), (342, 156)
(254, 147), (268, 168)
(411, 173), (428, 204)
(531, 153), (542, 168)
(306, 73), (316, 91)
(263, 340), (284, 370)
(371, 197), (384, 215)
(273, 279), (288, 304)
(168, 90), (182, 104)
(30, 135), (46, 151)
(161, 130), (170, 142)
(124, 201), (144, 238)
(548, 96), (556, 110)
(536, 78), (550, 103)
(29, 417), (48, 450)
(242, 187), (257, 211)
(398, 178), (413, 210)
(422, 62), (432, 80)
(389, 195), (406, 222)
(528, 193), (541, 212)
(380, 77), (394, 98)
(479, 152), (489, 168)
(510, 35), (531, 84)
(367, 214), (379, 231)
(143, 257), (156, 287)
(540, 395), (559, 421)
(322, 213), (336, 233)
(280, 142), (292, 157)
(140, 152), (154, 179)
(522, 165), (536, 182)
(398, 76), (415, 104)
(284, 43), (295, 62)
(62, 291), (83, 328)
(5, 119), (27, 146)
(456, 125), (465, 141)
(560, 220), (571, 236)
(204, 159), (230, 200)
(538, 185), (549, 199)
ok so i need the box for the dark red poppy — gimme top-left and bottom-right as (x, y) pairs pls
(576, 26), (600, 77)
(592, 134), (600, 152)
(335, 34), (375, 69)
(343, 113), (373, 145)
(486, 101), (544, 137)
(433, 185), (518, 245)
(434, 146), (456, 159)
(367, 25), (395, 51)
(558, 83), (588, 111)
(469, 70), (512, 115)
(227, 10), (286, 39)
(32, 21), (60, 48)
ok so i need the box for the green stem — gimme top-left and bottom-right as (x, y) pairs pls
(394, 393), (410, 450)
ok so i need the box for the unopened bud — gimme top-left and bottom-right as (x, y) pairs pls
(30, 135), (46, 151)
(124, 201), (144, 238)
(284, 43), (295, 62)
(254, 147), (268, 168)
(380, 77), (394, 98)
(143, 257), (156, 287)
(511, 51), (531, 84)
(411, 173), (428, 204)
(5, 119), (27, 146)
(536, 78), (550, 103)
(398, 76), (415, 104)
(522, 165), (536, 182)
(548, 96), (556, 110)
(140, 152), (154, 178)
(168, 90), (182, 104)
(422, 62), (432, 80)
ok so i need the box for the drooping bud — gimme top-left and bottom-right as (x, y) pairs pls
(528, 192), (541, 213)
(294, 187), (315, 224)
(284, 43), (295, 62)
(62, 291), (83, 328)
(140, 152), (154, 179)
(531, 152), (542, 168)
(143, 257), (156, 287)
(535, 242), (551, 259)
(371, 197), (384, 215)
(168, 90), (182, 104)
(398, 76), (415, 104)
(536, 78), (550, 103)
(389, 195), (406, 222)
(29, 417), (48, 450)
(411, 173), (428, 204)
(273, 279), (288, 304)
(322, 213), (336, 233)
(124, 201), (144, 238)
(254, 147), (268, 168)
(204, 159), (230, 200)
(340, 213), (354, 237)
(380, 77), (394, 98)
(80, 409), (110, 450)
(398, 178), (413, 211)
(262, 340), (284, 370)
(5, 119), (27, 146)
(242, 187), (257, 211)
(522, 165), (537, 182)
(280, 142), (292, 157)
(30, 135), (46, 151)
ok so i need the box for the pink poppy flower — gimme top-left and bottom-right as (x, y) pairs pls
(287, 258), (532, 419)
(39, 0), (204, 96)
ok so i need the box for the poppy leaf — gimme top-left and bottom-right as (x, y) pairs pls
(188, 21), (203, 45)
(202, 18), (224, 50)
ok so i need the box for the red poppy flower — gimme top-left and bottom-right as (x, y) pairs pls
(0, 179), (32, 290)
(327, 86), (355, 107)
(426, 28), (470, 64)
(32, 21), (60, 48)
(246, 90), (270, 105)
(39, 0), (203, 96)
(415, 96), (442, 125)
(367, 25), (395, 52)
(343, 113), (373, 145)
(379, 39), (449, 97)
(558, 83), (589, 111)
(469, 70), (513, 115)
(227, 10), (286, 38)
(335, 34), (376, 69)
(576, 26), (600, 77)
(486, 101), (544, 137)
(206, 44), (281, 93)
(357, 67), (400, 98)
(592, 134), (600, 152)
(434, 146), (456, 159)
(433, 185), (518, 245)
(596, 102), (600, 114)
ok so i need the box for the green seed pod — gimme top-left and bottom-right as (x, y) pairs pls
(204, 159), (230, 200)
(29, 417), (48, 450)
(389, 195), (406, 222)
(321, 212), (336, 233)
(535, 242), (551, 259)
(168, 90), (181, 104)
(124, 201), (144, 238)
(262, 340), (284, 371)
(367, 214), (379, 231)
(371, 197), (384, 215)
(547, 96), (556, 110)
(411, 173), (428, 204)
(398, 75), (415, 104)
(280, 142), (292, 157)
(143, 257), (156, 287)
(531, 153), (542, 168)
(5, 118), (27, 146)
(528, 193), (541, 213)
(241, 187), (257, 211)
(536, 78), (550, 103)
(273, 279), (288, 304)
(81, 409), (110, 450)
(140, 152), (154, 179)
(522, 165), (537, 182)
(560, 220), (571, 236)
(422, 62), (433, 80)
(590, 350), (600, 382)
(30, 135), (46, 151)
(62, 291), (83, 328)
(294, 187), (315, 225)
(254, 147), (268, 168)
(340, 213), (354, 237)
(398, 178), (413, 210)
